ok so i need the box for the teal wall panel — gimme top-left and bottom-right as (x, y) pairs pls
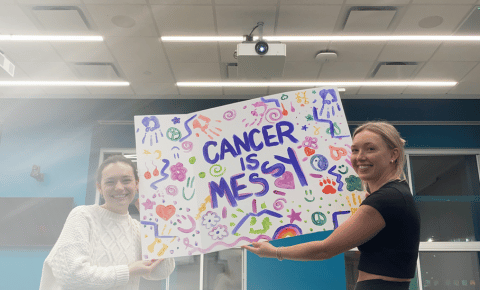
(247, 231), (346, 290)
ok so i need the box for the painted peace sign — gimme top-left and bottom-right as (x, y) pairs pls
(166, 127), (182, 141)
(311, 212), (327, 226)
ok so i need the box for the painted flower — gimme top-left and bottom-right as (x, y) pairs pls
(172, 117), (180, 124)
(170, 162), (187, 182)
(208, 225), (228, 240)
(201, 211), (221, 229)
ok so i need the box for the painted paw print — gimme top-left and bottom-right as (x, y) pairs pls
(319, 178), (337, 194)
(346, 193), (364, 216)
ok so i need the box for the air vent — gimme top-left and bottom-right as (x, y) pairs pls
(32, 6), (92, 31)
(455, 6), (480, 35)
(74, 62), (121, 80)
(371, 62), (418, 79)
(343, 6), (397, 33)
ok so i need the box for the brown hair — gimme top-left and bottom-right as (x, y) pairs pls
(353, 121), (406, 180)
(96, 155), (139, 184)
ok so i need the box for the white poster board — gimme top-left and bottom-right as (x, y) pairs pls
(134, 87), (365, 259)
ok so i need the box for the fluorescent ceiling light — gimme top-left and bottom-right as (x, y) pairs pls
(176, 82), (457, 87)
(0, 81), (129, 86)
(0, 35), (103, 41)
(162, 36), (480, 42)
(162, 36), (244, 42)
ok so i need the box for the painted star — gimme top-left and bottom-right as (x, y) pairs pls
(287, 209), (302, 223)
(301, 125), (308, 131)
(142, 199), (156, 210)
(172, 117), (181, 124)
(312, 90), (316, 94)
(305, 114), (314, 121)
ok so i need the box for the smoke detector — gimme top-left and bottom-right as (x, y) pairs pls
(315, 51), (337, 63)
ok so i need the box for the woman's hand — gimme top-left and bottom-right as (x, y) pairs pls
(129, 259), (163, 277)
(242, 241), (277, 259)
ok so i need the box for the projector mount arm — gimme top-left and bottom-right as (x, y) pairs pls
(245, 21), (264, 42)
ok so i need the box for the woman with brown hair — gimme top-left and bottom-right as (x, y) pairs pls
(40, 155), (175, 289)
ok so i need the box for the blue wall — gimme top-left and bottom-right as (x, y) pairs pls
(247, 231), (346, 290)
(0, 98), (479, 289)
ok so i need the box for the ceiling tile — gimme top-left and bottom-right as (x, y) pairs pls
(412, 0), (476, 3)
(86, 4), (157, 36)
(17, 62), (78, 80)
(357, 86), (406, 94)
(327, 42), (384, 62)
(178, 87), (223, 95)
(281, 0), (344, 4)
(215, 6), (276, 36)
(378, 42), (441, 62)
(430, 43), (480, 62)
(319, 62), (373, 80)
(458, 63), (480, 82)
(41, 86), (91, 94)
(268, 86), (313, 95)
(279, 62), (321, 80)
(106, 37), (168, 63)
(223, 87), (268, 95)
(171, 63), (221, 81)
(17, 0), (82, 3)
(394, 5), (472, 34)
(51, 42), (114, 62)
(402, 86), (451, 94)
(345, 0), (409, 4)
(448, 81), (480, 94)
(414, 61), (476, 80)
(0, 43), (62, 62)
(163, 43), (219, 63)
(0, 87), (46, 95)
(130, 82), (178, 95)
(151, 5), (215, 35)
(0, 5), (40, 34)
(150, 0), (210, 4)
(341, 86), (361, 95)
(277, 5), (342, 35)
(86, 85), (135, 95)
(83, 0), (146, 3)
(216, 0), (278, 4)
(0, 65), (30, 80)
(120, 61), (175, 83)
(285, 42), (329, 62)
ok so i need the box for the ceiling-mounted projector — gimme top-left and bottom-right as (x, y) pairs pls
(236, 41), (286, 79)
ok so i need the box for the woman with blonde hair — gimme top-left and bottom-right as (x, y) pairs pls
(243, 121), (420, 290)
(40, 155), (175, 289)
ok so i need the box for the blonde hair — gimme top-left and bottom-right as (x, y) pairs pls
(353, 121), (406, 181)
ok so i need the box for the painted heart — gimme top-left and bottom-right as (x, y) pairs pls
(156, 205), (176, 221)
(274, 171), (295, 189)
(304, 147), (315, 156)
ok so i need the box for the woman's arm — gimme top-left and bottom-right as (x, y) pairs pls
(45, 207), (129, 289)
(243, 204), (385, 261)
(142, 258), (176, 280)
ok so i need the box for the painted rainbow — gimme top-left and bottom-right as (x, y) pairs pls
(272, 224), (303, 240)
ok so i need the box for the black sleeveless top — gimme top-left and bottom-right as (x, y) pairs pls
(357, 180), (420, 279)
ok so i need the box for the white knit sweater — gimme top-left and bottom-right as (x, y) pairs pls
(40, 205), (175, 290)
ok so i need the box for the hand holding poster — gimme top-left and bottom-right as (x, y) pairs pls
(134, 87), (365, 260)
